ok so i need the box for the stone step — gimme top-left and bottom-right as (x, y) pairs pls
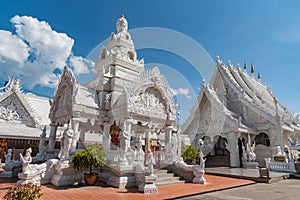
(154, 169), (186, 186)
(156, 176), (182, 182)
(155, 180), (185, 186)
(153, 169), (169, 175)
(155, 173), (177, 179)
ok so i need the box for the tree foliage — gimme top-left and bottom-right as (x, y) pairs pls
(72, 144), (109, 174)
(181, 144), (198, 164)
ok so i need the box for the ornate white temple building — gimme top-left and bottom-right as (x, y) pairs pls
(46, 15), (178, 168)
(1, 15), (300, 184)
(0, 78), (53, 159)
(182, 57), (300, 167)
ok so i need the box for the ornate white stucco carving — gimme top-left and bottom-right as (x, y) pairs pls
(0, 104), (19, 121)
(49, 66), (77, 126)
(0, 78), (40, 126)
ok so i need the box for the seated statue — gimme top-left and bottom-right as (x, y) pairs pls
(20, 148), (33, 174)
(4, 148), (12, 164)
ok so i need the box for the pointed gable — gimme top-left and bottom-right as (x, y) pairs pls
(0, 79), (40, 127)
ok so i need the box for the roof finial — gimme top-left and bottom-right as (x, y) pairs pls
(251, 62), (254, 74)
(243, 61), (247, 70)
(121, 14), (124, 18)
(258, 71), (261, 80)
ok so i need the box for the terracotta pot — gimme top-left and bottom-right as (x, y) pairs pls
(84, 173), (99, 185)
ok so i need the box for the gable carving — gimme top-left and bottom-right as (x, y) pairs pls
(0, 94), (35, 126)
(49, 66), (77, 125)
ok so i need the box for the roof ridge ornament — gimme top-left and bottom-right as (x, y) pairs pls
(116, 14), (128, 33)
(251, 62), (254, 74)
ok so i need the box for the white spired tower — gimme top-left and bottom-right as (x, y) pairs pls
(88, 15), (144, 125)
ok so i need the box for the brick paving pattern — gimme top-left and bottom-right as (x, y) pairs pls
(0, 175), (254, 200)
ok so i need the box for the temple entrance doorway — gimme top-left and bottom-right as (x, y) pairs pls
(206, 136), (230, 167)
(238, 137), (245, 167)
(254, 132), (271, 167)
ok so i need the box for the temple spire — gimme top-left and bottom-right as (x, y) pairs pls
(251, 62), (254, 74)
(243, 61), (247, 70)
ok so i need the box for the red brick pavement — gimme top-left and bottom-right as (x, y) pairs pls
(0, 175), (254, 200)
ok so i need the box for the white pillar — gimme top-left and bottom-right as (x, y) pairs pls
(70, 120), (79, 151)
(165, 126), (172, 150)
(228, 132), (240, 167)
(46, 123), (58, 158)
(102, 123), (111, 152)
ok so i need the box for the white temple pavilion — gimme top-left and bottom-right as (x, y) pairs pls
(182, 57), (300, 168)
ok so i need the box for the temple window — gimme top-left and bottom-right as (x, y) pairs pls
(254, 132), (270, 146)
(128, 51), (134, 61)
(101, 51), (106, 60)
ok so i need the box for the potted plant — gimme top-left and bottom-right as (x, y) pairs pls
(182, 144), (198, 165)
(72, 144), (109, 185)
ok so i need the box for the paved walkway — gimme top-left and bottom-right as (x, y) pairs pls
(0, 175), (254, 200)
(180, 179), (300, 200)
(206, 167), (291, 183)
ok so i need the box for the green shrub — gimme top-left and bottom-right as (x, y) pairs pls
(182, 144), (198, 164)
(3, 183), (42, 200)
(72, 144), (109, 174)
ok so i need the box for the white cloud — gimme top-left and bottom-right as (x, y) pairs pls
(69, 55), (95, 75)
(0, 30), (29, 63)
(0, 15), (94, 89)
(171, 87), (192, 99)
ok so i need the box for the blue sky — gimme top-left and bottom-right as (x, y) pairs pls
(0, 0), (300, 122)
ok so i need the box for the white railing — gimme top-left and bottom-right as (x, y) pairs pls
(265, 158), (296, 173)
(106, 150), (121, 165)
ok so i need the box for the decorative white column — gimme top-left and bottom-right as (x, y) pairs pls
(102, 122), (111, 152)
(46, 123), (58, 159)
(228, 132), (240, 167)
(70, 120), (80, 152)
(165, 126), (172, 152)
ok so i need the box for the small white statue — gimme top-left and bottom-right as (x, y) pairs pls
(37, 126), (47, 158)
(4, 148), (12, 164)
(59, 125), (74, 160)
(119, 130), (130, 153)
(20, 148), (32, 173)
(242, 135), (257, 162)
(146, 152), (156, 175)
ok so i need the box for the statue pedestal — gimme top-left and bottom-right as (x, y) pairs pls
(192, 165), (206, 184)
(242, 161), (259, 169)
(135, 163), (158, 194)
(17, 159), (59, 185)
(51, 160), (83, 187)
(137, 174), (158, 194)
(0, 171), (13, 178)
(106, 166), (136, 188)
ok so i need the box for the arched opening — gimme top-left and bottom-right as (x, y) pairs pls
(110, 122), (120, 150)
(254, 132), (271, 167)
(101, 51), (106, 60)
(254, 132), (270, 146)
(238, 137), (246, 167)
(206, 136), (230, 167)
(128, 51), (134, 61)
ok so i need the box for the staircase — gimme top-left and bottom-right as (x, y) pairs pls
(154, 169), (185, 186)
